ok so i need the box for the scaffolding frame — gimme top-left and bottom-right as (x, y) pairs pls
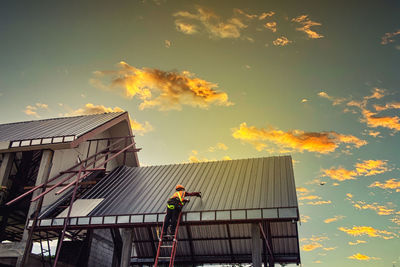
(5, 136), (139, 267)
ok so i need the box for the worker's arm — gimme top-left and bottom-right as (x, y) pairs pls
(185, 192), (202, 197)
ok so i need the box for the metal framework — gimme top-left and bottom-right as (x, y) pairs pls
(5, 136), (139, 267)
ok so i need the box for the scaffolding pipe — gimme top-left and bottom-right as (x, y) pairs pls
(6, 138), (126, 206)
(52, 163), (84, 267)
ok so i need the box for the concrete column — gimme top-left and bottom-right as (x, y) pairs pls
(0, 153), (15, 187)
(17, 150), (53, 267)
(251, 223), (262, 267)
(120, 228), (134, 267)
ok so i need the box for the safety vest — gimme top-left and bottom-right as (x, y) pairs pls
(167, 191), (185, 209)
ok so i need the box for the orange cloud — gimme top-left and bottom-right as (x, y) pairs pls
(302, 242), (322, 251)
(174, 7), (248, 39)
(307, 200), (331, 205)
(301, 215), (311, 223)
(208, 142), (229, 152)
(323, 247), (337, 251)
(273, 36), (292, 46)
(355, 160), (388, 176)
(324, 215), (345, 224)
(317, 91), (346, 105)
(292, 15), (324, 39)
(91, 61), (233, 111)
(381, 29), (400, 45)
(338, 226), (396, 239)
(369, 178), (400, 192)
(322, 159), (390, 182)
(348, 253), (380, 261)
(24, 103), (49, 118)
(361, 108), (400, 131)
(346, 193), (353, 199)
(374, 102), (400, 112)
(232, 123), (367, 154)
(348, 240), (367, 246)
(65, 103), (153, 135)
(299, 195), (321, 200)
(258, 11), (275, 20)
(264, 21), (277, 32)
(353, 202), (395, 216)
(321, 167), (357, 181)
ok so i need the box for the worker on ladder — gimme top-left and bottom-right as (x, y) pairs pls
(163, 185), (201, 237)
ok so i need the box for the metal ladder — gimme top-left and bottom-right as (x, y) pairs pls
(154, 212), (183, 267)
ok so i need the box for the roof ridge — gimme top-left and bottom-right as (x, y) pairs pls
(138, 155), (292, 168)
(0, 112), (126, 126)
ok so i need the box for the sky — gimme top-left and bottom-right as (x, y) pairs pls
(1, 0), (400, 265)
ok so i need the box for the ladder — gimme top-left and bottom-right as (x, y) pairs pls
(154, 212), (183, 267)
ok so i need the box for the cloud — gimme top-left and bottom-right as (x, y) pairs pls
(353, 201), (395, 216)
(368, 130), (381, 138)
(307, 200), (331, 205)
(174, 7), (249, 39)
(208, 142), (229, 152)
(325, 88), (400, 133)
(348, 240), (367, 246)
(381, 29), (400, 45)
(369, 178), (400, 192)
(302, 243), (322, 251)
(301, 215), (311, 223)
(91, 61), (233, 111)
(338, 226), (396, 239)
(24, 103), (49, 118)
(355, 160), (388, 176)
(318, 91), (346, 105)
(64, 103), (153, 135)
(259, 11), (275, 20)
(175, 21), (198, 34)
(264, 21), (277, 32)
(188, 149), (231, 163)
(164, 40), (171, 48)
(322, 159), (389, 182)
(323, 247), (337, 251)
(273, 36), (292, 46)
(321, 167), (357, 181)
(301, 98), (309, 103)
(232, 123), (367, 154)
(324, 215), (345, 224)
(348, 253), (380, 261)
(299, 195), (321, 200)
(292, 15), (324, 39)
(374, 102), (400, 112)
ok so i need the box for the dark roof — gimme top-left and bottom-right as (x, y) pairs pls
(84, 156), (298, 216)
(0, 112), (125, 144)
(38, 156), (301, 264)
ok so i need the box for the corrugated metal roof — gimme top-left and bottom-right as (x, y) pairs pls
(83, 156), (298, 216)
(0, 112), (125, 142)
(39, 156), (301, 264)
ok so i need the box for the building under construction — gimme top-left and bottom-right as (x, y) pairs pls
(0, 112), (301, 267)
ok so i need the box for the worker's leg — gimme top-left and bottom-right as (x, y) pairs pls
(170, 208), (181, 234)
(163, 208), (173, 234)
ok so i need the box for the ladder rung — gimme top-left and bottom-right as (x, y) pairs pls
(158, 256), (170, 259)
(161, 245), (173, 248)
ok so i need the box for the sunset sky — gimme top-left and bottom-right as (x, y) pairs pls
(1, 0), (400, 265)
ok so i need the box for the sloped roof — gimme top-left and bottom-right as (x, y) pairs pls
(0, 112), (125, 142)
(36, 156), (301, 264)
(84, 156), (298, 216)
(0, 112), (128, 150)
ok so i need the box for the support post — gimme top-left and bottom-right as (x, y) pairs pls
(17, 150), (53, 267)
(120, 228), (134, 267)
(251, 223), (262, 267)
(0, 152), (14, 187)
(0, 153), (15, 241)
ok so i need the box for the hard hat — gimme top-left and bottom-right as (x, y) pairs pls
(176, 184), (185, 191)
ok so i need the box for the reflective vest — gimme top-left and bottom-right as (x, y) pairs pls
(167, 191), (185, 209)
